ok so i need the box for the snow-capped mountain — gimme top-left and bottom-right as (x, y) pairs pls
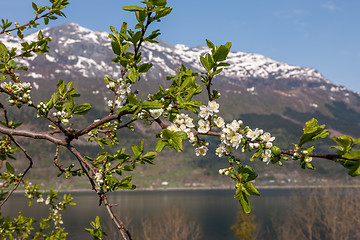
(1, 23), (360, 134)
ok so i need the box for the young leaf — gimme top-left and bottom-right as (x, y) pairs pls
(0, 42), (9, 62)
(342, 150), (360, 160)
(73, 103), (92, 115)
(122, 6), (144, 12)
(138, 63), (153, 73)
(200, 55), (210, 72)
(205, 39), (215, 50)
(234, 187), (251, 213)
(6, 162), (15, 174)
(142, 100), (163, 109)
(244, 182), (260, 196)
(298, 118), (329, 147)
(128, 67), (139, 83)
(213, 43), (231, 62)
(156, 139), (168, 152)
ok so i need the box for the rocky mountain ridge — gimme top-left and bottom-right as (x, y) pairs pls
(1, 23), (360, 135)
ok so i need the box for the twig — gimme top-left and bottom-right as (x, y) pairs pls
(0, 135), (33, 208)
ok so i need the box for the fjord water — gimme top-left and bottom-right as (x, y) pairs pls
(2, 189), (292, 239)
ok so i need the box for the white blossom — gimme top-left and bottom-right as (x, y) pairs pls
(262, 149), (272, 164)
(260, 132), (275, 142)
(208, 100), (219, 113)
(198, 119), (210, 133)
(195, 146), (208, 156)
(246, 128), (263, 141)
(214, 116), (225, 129)
(149, 108), (164, 119)
(198, 105), (212, 119)
(95, 172), (103, 185)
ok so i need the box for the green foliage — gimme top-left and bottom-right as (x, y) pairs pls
(0, 0), (359, 239)
(299, 118), (329, 147)
(85, 216), (107, 240)
(0, 181), (75, 239)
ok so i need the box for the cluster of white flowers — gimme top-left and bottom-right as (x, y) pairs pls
(51, 202), (65, 225)
(167, 113), (196, 144)
(216, 120), (243, 157)
(95, 171), (103, 186)
(0, 82), (32, 105)
(218, 168), (230, 175)
(197, 100), (219, 134)
(105, 78), (131, 109)
(24, 182), (33, 199)
(198, 100), (219, 119)
(36, 101), (48, 118)
(301, 150), (313, 163)
(53, 110), (72, 125)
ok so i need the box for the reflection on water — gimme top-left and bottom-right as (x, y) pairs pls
(1, 188), (295, 240)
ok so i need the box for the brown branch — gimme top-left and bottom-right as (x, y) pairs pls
(0, 135), (33, 208)
(99, 192), (132, 240)
(0, 125), (67, 145)
(66, 143), (132, 240)
(0, 11), (53, 35)
(66, 144), (96, 176)
(75, 110), (132, 138)
(281, 150), (360, 162)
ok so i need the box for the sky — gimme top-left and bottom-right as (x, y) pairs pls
(1, 0), (360, 91)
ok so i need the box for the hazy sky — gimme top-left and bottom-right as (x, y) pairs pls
(1, 0), (360, 91)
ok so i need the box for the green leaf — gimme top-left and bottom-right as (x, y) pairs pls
(73, 103), (92, 115)
(138, 63), (153, 73)
(250, 150), (262, 161)
(342, 150), (360, 160)
(17, 29), (24, 39)
(57, 79), (66, 95)
(170, 136), (183, 152)
(153, 0), (167, 6)
(127, 93), (139, 105)
(238, 165), (258, 182)
(128, 67), (139, 83)
(173, 131), (188, 140)
(141, 151), (157, 164)
(131, 144), (141, 156)
(156, 139), (168, 152)
(213, 43), (232, 62)
(111, 41), (121, 55)
(205, 39), (215, 50)
(6, 162), (14, 174)
(96, 152), (108, 162)
(0, 41), (9, 62)
(244, 182), (260, 196)
(333, 135), (355, 155)
(234, 187), (251, 213)
(141, 100), (162, 109)
(348, 161), (360, 177)
(299, 118), (329, 147)
(303, 118), (322, 134)
(200, 55), (210, 72)
(122, 6), (144, 11)
(210, 68), (223, 76)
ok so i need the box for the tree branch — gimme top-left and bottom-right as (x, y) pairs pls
(0, 125), (67, 145)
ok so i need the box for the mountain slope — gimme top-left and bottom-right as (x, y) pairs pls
(1, 23), (360, 135)
(2, 23), (360, 187)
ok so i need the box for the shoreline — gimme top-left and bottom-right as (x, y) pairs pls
(10, 184), (360, 193)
